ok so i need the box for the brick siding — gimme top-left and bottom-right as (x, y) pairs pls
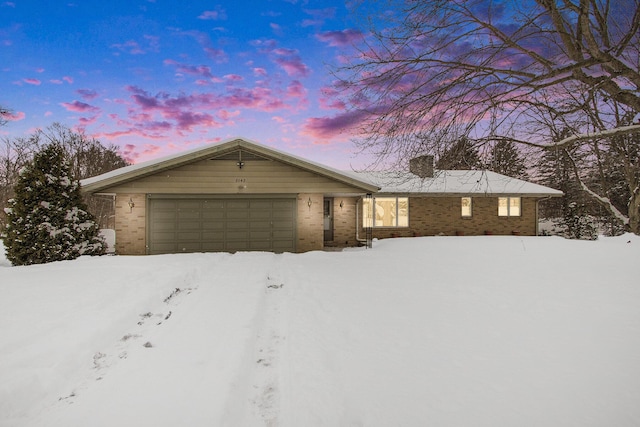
(362, 196), (538, 239)
(114, 193), (146, 255)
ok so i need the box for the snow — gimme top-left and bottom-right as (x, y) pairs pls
(1, 235), (639, 426)
(353, 170), (564, 196)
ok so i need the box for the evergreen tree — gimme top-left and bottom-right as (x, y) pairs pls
(2, 144), (105, 265)
(487, 140), (528, 179)
(435, 137), (483, 170)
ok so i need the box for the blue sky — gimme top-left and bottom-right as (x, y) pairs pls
(0, 0), (369, 168)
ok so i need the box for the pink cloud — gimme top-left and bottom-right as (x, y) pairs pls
(117, 143), (162, 163)
(177, 30), (228, 63)
(111, 40), (145, 55)
(302, 7), (336, 23)
(35, 67), (45, 73)
(164, 59), (215, 78)
(253, 67), (267, 76)
(78, 115), (100, 125)
(126, 84), (289, 116)
(60, 100), (100, 113)
(23, 78), (41, 85)
(63, 76), (74, 84)
(44, 111), (53, 117)
(204, 47), (228, 63)
(316, 29), (364, 47)
(257, 47), (310, 78)
(198, 9), (226, 20)
(275, 57), (310, 77)
(224, 74), (244, 81)
(217, 109), (240, 120)
(50, 79), (63, 85)
(301, 110), (370, 141)
(4, 111), (25, 121)
(270, 23), (283, 36)
(77, 89), (99, 100)
(287, 80), (305, 96)
(319, 86), (347, 110)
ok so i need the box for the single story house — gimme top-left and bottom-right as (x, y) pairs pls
(81, 137), (562, 255)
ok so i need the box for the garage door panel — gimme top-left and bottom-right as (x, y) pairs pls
(226, 241), (249, 251)
(227, 201), (250, 209)
(177, 231), (201, 240)
(250, 210), (272, 220)
(250, 230), (271, 239)
(250, 220), (271, 229)
(273, 241), (295, 252)
(178, 200), (201, 209)
(149, 197), (296, 254)
(227, 221), (249, 229)
(202, 210), (224, 220)
(202, 221), (224, 230)
(177, 242), (203, 252)
(250, 200), (272, 208)
(202, 231), (223, 240)
(202, 200), (225, 209)
(153, 211), (178, 221)
(272, 210), (294, 220)
(178, 222), (201, 230)
(178, 210), (201, 220)
(227, 230), (250, 239)
(273, 229), (294, 239)
(249, 241), (272, 251)
(202, 241), (225, 251)
(272, 221), (294, 230)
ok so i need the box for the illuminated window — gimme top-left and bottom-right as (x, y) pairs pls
(362, 197), (408, 227)
(498, 197), (521, 217)
(461, 197), (472, 217)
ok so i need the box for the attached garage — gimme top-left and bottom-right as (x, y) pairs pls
(148, 197), (296, 254)
(81, 138), (379, 255)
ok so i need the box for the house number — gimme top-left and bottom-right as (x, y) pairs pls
(235, 178), (246, 183)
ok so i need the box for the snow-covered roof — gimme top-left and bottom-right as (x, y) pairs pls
(81, 137), (379, 194)
(351, 170), (563, 197)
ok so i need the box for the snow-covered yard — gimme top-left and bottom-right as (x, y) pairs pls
(1, 235), (639, 426)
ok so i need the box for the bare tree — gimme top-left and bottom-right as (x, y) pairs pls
(1, 124), (129, 229)
(338, 0), (640, 232)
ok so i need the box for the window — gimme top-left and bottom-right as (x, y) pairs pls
(498, 197), (521, 217)
(363, 197), (408, 227)
(461, 197), (472, 217)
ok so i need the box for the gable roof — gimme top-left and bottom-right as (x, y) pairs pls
(351, 170), (563, 197)
(81, 137), (380, 194)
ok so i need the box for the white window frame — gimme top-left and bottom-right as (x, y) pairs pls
(461, 197), (472, 218)
(362, 196), (409, 228)
(498, 197), (521, 217)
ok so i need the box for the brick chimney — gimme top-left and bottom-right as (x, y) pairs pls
(409, 155), (434, 178)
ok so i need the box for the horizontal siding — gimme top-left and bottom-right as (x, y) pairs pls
(103, 159), (366, 194)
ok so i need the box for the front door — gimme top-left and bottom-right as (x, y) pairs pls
(323, 198), (333, 242)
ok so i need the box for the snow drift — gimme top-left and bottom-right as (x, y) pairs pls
(1, 235), (639, 426)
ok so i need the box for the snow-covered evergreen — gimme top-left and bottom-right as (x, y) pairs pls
(2, 144), (104, 265)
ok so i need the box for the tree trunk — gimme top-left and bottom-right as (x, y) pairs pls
(628, 190), (640, 235)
